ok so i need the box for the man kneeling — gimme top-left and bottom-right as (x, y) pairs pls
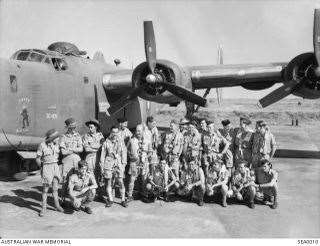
(205, 160), (229, 207)
(68, 160), (97, 214)
(229, 162), (256, 208)
(178, 159), (205, 206)
(145, 160), (179, 202)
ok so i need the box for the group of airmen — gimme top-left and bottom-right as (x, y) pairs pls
(36, 115), (278, 217)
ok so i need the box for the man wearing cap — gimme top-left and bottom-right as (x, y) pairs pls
(127, 124), (153, 202)
(202, 121), (229, 177)
(252, 121), (276, 169)
(100, 126), (128, 207)
(60, 118), (83, 182)
(254, 160), (278, 209)
(205, 159), (229, 207)
(36, 129), (64, 217)
(118, 117), (132, 145)
(219, 119), (234, 174)
(68, 160), (97, 214)
(178, 158), (205, 206)
(144, 116), (160, 170)
(145, 160), (179, 202)
(229, 161), (256, 208)
(181, 120), (202, 169)
(160, 119), (184, 178)
(82, 119), (104, 174)
(233, 117), (254, 167)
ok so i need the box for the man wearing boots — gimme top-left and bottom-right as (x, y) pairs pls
(36, 129), (64, 217)
(68, 160), (97, 214)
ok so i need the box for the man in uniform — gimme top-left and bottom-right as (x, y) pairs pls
(60, 118), (83, 200)
(233, 117), (253, 167)
(82, 119), (104, 175)
(68, 160), (97, 214)
(205, 159), (229, 207)
(145, 160), (179, 202)
(202, 121), (229, 177)
(178, 159), (205, 206)
(229, 161), (256, 208)
(252, 120), (276, 169)
(144, 116), (160, 171)
(219, 119), (234, 174)
(118, 117), (132, 145)
(100, 126), (128, 207)
(160, 119), (184, 178)
(36, 129), (64, 217)
(255, 160), (278, 209)
(127, 124), (153, 202)
(181, 120), (202, 169)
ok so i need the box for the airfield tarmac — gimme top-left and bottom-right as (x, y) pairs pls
(0, 124), (319, 238)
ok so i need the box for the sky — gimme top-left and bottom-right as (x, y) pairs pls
(0, 0), (319, 99)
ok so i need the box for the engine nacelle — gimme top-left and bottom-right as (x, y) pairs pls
(132, 59), (184, 104)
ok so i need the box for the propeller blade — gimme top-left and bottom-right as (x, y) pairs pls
(314, 9), (320, 76)
(108, 88), (142, 115)
(144, 21), (157, 73)
(258, 81), (299, 108)
(162, 82), (207, 107)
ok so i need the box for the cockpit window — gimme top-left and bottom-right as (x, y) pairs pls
(16, 51), (30, 61)
(28, 52), (45, 62)
(52, 58), (68, 71)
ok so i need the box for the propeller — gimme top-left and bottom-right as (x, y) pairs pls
(108, 20), (207, 115)
(258, 9), (320, 108)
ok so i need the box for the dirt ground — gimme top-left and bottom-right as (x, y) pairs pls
(0, 122), (319, 238)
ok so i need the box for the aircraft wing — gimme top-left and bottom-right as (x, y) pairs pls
(187, 62), (287, 90)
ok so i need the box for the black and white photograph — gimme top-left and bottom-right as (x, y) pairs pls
(0, 0), (319, 240)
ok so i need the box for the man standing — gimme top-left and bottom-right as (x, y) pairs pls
(82, 119), (104, 174)
(181, 120), (202, 169)
(118, 117), (132, 145)
(255, 160), (278, 209)
(100, 126), (128, 207)
(68, 160), (97, 214)
(144, 116), (160, 170)
(60, 118), (83, 183)
(202, 121), (229, 177)
(205, 160), (229, 207)
(229, 161), (256, 208)
(252, 121), (276, 169)
(145, 160), (179, 202)
(178, 159), (205, 206)
(127, 124), (152, 202)
(160, 119), (184, 178)
(233, 117), (253, 167)
(36, 129), (64, 217)
(219, 119), (234, 174)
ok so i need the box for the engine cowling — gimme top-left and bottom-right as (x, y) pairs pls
(131, 59), (184, 104)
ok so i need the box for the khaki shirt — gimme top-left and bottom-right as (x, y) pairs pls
(100, 138), (127, 167)
(119, 127), (132, 145)
(36, 141), (60, 164)
(206, 165), (229, 186)
(202, 132), (226, 154)
(148, 163), (177, 188)
(144, 126), (160, 151)
(219, 128), (235, 149)
(183, 131), (201, 157)
(68, 171), (96, 192)
(127, 136), (152, 164)
(82, 132), (104, 153)
(161, 131), (184, 157)
(232, 167), (255, 188)
(233, 127), (253, 151)
(60, 132), (83, 154)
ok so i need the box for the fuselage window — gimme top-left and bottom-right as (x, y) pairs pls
(52, 58), (68, 71)
(28, 53), (45, 62)
(16, 51), (30, 61)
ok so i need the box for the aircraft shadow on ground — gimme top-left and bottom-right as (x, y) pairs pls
(275, 149), (320, 159)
